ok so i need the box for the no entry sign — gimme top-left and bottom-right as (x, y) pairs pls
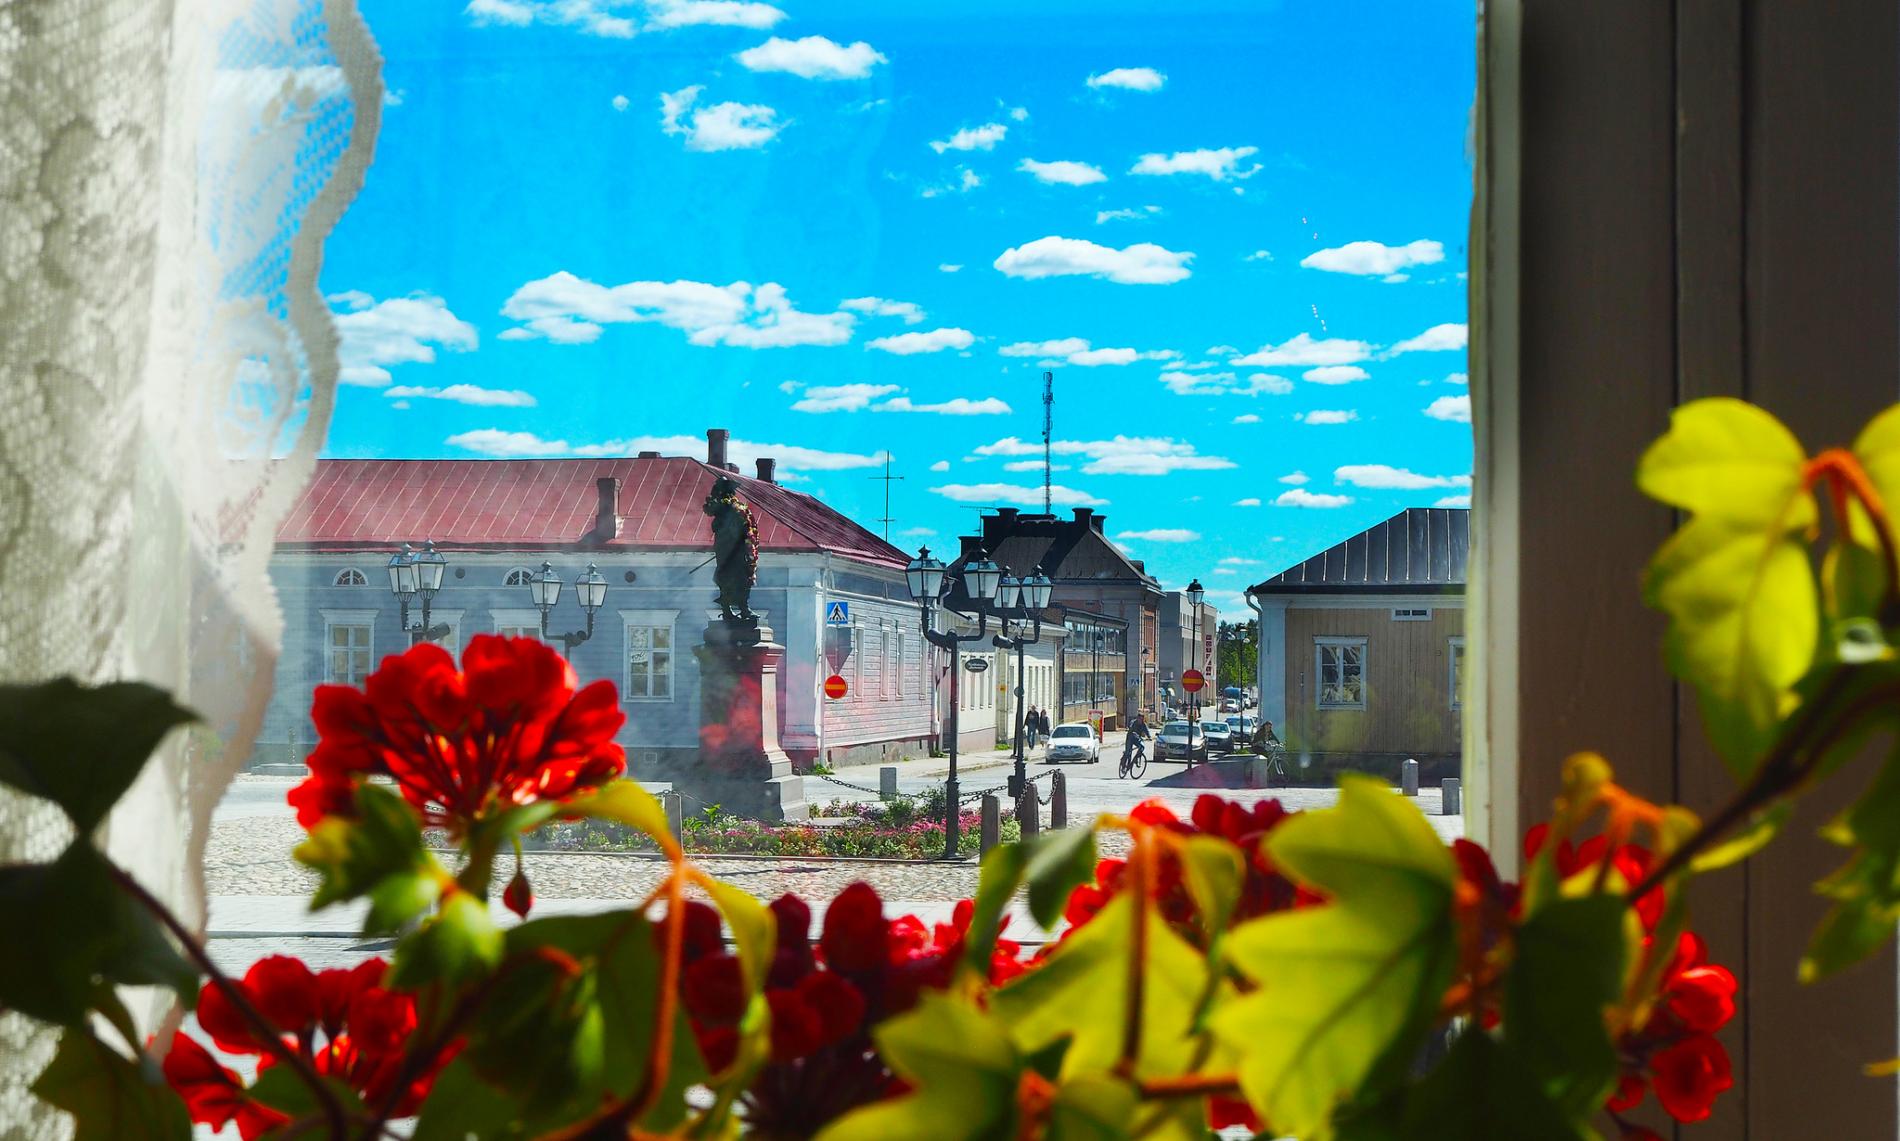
(824, 674), (848, 700)
(1182, 669), (1206, 693)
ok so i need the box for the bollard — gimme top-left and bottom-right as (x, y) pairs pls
(662, 789), (685, 851)
(1441, 777), (1462, 816)
(880, 766), (899, 802)
(1402, 758), (1420, 796)
(1017, 790), (1039, 838)
(980, 794), (1001, 854)
(1050, 771), (1068, 830)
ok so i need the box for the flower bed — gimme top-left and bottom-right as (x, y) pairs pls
(534, 797), (1022, 859)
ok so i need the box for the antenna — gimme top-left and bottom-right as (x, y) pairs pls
(1041, 370), (1054, 513)
(869, 452), (904, 540)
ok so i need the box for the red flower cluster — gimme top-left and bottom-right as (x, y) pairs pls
(288, 635), (625, 833)
(1526, 826), (1738, 1127)
(1063, 796), (1314, 942)
(163, 957), (450, 1139)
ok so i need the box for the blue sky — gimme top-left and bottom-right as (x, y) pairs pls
(321, 0), (1476, 613)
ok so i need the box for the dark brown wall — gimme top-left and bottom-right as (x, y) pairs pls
(1500, 2), (1899, 1136)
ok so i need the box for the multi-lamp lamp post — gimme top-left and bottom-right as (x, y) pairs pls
(905, 545), (1006, 860)
(529, 559), (608, 657)
(1187, 577), (1206, 742)
(990, 566), (1055, 800)
(387, 544), (607, 657)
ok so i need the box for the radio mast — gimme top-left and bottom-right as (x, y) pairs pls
(1042, 370), (1054, 513)
(870, 453), (903, 540)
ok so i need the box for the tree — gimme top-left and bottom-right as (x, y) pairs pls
(1217, 620), (1257, 687)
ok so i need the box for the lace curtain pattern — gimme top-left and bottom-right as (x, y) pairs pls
(0, 0), (380, 1134)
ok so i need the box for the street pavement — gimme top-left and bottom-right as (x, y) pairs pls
(204, 732), (1462, 971)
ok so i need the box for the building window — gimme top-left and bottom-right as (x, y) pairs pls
(865, 623), (884, 701)
(326, 622), (372, 684)
(491, 608), (543, 642)
(1449, 636), (1466, 710)
(1316, 637), (1368, 709)
(333, 568), (367, 586)
(1392, 607), (1433, 621)
(504, 567), (535, 587)
(620, 609), (679, 701)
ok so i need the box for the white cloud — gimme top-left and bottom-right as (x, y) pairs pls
(930, 122), (1008, 154)
(1435, 494), (1471, 508)
(900, 526), (936, 537)
(993, 235), (1192, 285)
(1244, 249), (1273, 262)
(938, 264), (963, 273)
(1000, 337), (1090, 358)
(1382, 274), (1410, 284)
(1001, 337), (1173, 367)
(777, 380), (801, 393)
(465, 0), (634, 36)
(932, 482), (1106, 508)
(920, 167), (982, 198)
(1213, 568), (1237, 575)
(735, 35), (886, 80)
(1096, 205), (1161, 224)
(1018, 158), (1107, 185)
(1424, 394), (1472, 423)
(1086, 67), (1166, 92)
(465, 0), (535, 27)
(1334, 464), (1471, 490)
(1300, 239), (1444, 277)
(500, 271), (852, 349)
(1129, 146), (1261, 181)
(1117, 529), (1200, 543)
(383, 88), (405, 107)
(1388, 323), (1468, 355)
(449, 428), (887, 471)
(1303, 365), (1370, 385)
(929, 460), (951, 472)
(1276, 488), (1355, 508)
(1007, 104), (1030, 121)
(611, 93), (630, 111)
(383, 384), (535, 407)
(840, 296), (925, 324)
(1249, 374), (1294, 395)
(1232, 334), (1372, 367)
(866, 327), (975, 355)
(1445, 372), (1469, 385)
(875, 395), (1010, 415)
(1299, 410), (1359, 425)
(1234, 498), (1261, 507)
(1279, 471), (1309, 485)
(1232, 413), (1260, 424)
(659, 86), (781, 151)
(791, 383), (901, 412)
(445, 428), (570, 455)
(1002, 459), (1071, 472)
(1156, 369), (1292, 398)
(648, 0), (785, 29)
(327, 291), (478, 386)
(973, 434), (1231, 476)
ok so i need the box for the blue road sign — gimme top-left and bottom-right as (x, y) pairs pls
(825, 601), (850, 626)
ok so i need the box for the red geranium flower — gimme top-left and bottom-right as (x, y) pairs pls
(820, 882), (890, 975)
(1650, 1035), (1734, 1122)
(288, 635), (625, 832)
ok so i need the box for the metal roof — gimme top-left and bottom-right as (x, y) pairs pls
(275, 456), (910, 568)
(1250, 507), (1468, 593)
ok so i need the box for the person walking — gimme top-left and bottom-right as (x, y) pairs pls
(1039, 707), (1052, 740)
(1024, 706), (1039, 750)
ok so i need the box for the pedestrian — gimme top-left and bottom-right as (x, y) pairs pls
(1039, 707), (1052, 739)
(1025, 706), (1039, 749)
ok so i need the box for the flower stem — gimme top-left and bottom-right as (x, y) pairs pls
(1116, 827), (1153, 1078)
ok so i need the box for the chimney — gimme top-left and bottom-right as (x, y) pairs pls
(637, 450), (660, 459)
(594, 477), (620, 541)
(755, 457), (776, 483)
(1072, 507), (1093, 528)
(1093, 515), (1105, 533)
(726, 463), (739, 474)
(706, 428), (729, 468)
(995, 507), (1018, 523)
(1131, 560), (1145, 573)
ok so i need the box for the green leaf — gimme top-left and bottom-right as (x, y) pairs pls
(562, 780), (674, 849)
(294, 783), (442, 933)
(1024, 826), (1098, 929)
(245, 1067), (367, 1131)
(817, 992), (1020, 1141)
(1690, 802), (1792, 873)
(30, 1030), (190, 1141)
(702, 878), (774, 993)
(1211, 776), (1458, 1140)
(390, 891), (502, 989)
(960, 842), (1029, 978)
(1638, 399), (1819, 773)
(0, 680), (196, 833)
(1806, 742), (1900, 981)
(1045, 1074), (1140, 1141)
(0, 844), (198, 1026)
(1179, 834), (1246, 937)
(1851, 403), (1900, 520)
(1503, 895), (1626, 1116)
(412, 1059), (535, 1141)
(1339, 1032), (1588, 1141)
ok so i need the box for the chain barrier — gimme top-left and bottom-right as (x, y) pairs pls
(807, 772), (889, 799)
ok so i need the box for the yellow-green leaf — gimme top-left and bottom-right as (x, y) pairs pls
(564, 781), (676, 853)
(1688, 803), (1791, 874)
(1805, 742), (1900, 981)
(817, 993), (1019, 1141)
(1211, 777), (1458, 1140)
(1179, 834), (1246, 937)
(702, 878), (774, 992)
(1852, 403), (1900, 513)
(1637, 396), (1812, 526)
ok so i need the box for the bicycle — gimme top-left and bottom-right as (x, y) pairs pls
(1118, 736), (1148, 780)
(1258, 741), (1289, 788)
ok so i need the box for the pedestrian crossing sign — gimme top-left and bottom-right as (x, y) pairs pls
(825, 601), (850, 626)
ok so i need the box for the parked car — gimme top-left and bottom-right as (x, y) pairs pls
(1156, 719), (1205, 762)
(1225, 714), (1258, 747)
(1218, 698), (1241, 713)
(1045, 722), (1100, 763)
(1200, 719), (1235, 755)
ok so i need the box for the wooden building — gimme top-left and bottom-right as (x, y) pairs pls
(1246, 507), (1468, 780)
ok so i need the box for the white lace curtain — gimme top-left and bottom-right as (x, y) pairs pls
(0, 0), (380, 1134)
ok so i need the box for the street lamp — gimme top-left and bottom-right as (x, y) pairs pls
(906, 546), (1004, 859)
(529, 560), (608, 658)
(1187, 578), (1205, 756)
(992, 566), (1053, 799)
(389, 541), (453, 643)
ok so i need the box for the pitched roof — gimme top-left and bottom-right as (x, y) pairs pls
(1250, 507), (1468, 593)
(953, 509), (1159, 586)
(275, 456), (910, 568)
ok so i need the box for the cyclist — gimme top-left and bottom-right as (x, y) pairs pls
(1120, 713), (1150, 774)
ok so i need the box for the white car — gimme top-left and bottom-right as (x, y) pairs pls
(1156, 719), (1205, 762)
(1045, 722), (1100, 763)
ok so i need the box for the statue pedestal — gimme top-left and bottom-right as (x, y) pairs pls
(687, 619), (807, 822)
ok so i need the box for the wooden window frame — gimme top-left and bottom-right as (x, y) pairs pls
(1314, 637), (1367, 710)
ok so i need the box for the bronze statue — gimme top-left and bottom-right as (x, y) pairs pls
(703, 477), (759, 622)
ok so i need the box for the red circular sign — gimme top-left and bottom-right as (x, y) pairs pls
(824, 674), (848, 700)
(1181, 669), (1206, 693)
